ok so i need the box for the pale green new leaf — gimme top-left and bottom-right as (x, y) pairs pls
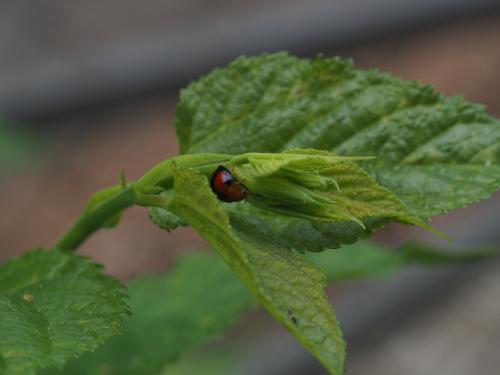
(225, 150), (441, 250)
(177, 52), (500, 221)
(165, 168), (346, 374)
(149, 192), (188, 231)
(0, 249), (129, 374)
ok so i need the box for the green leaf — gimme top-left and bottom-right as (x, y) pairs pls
(0, 249), (129, 374)
(177, 52), (500, 220)
(61, 251), (253, 375)
(311, 241), (402, 280)
(395, 242), (499, 266)
(0, 296), (51, 375)
(224, 150), (442, 251)
(230, 151), (416, 226)
(149, 193), (188, 232)
(63, 241), (497, 374)
(165, 168), (346, 374)
(149, 149), (441, 251)
(311, 241), (499, 281)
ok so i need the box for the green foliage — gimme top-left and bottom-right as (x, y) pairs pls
(177, 53), (500, 220)
(311, 241), (499, 281)
(61, 242), (497, 374)
(149, 193), (188, 231)
(224, 150), (443, 251)
(149, 149), (441, 250)
(61, 251), (253, 375)
(4, 52), (500, 374)
(230, 151), (421, 227)
(165, 168), (346, 374)
(0, 249), (129, 374)
(164, 346), (243, 375)
(0, 121), (42, 171)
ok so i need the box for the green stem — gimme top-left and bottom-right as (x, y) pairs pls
(53, 153), (233, 254)
(135, 153), (230, 192)
(54, 186), (137, 252)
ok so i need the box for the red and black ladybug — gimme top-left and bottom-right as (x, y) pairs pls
(210, 165), (249, 203)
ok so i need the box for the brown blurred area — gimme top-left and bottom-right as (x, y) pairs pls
(1, 3), (500, 374)
(0, 99), (211, 279)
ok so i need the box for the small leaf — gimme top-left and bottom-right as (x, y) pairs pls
(165, 168), (346, 374)
(61, 252), (253, 375)
(0, 249), (129, 373)
(177, 52), (500, 225)
(149, 206), (187, 231)
(149, 192), (188, 232)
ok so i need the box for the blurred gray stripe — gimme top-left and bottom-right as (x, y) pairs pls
(1, 0), (499, 120)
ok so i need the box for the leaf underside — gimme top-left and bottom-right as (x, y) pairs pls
(165, 168), (346, 374)
(0, 250), (129, 374)
(177, 52), (500, 223)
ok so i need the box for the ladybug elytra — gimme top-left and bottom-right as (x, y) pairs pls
(210, 166), (248, 202)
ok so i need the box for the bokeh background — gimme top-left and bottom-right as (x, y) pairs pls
(1, 1), (500, 374)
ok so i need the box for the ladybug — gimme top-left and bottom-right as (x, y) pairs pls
(210, 165), (249, 202)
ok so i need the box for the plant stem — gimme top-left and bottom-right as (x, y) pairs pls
(52, 153), (233, 254)
(54, 186), (137, 252)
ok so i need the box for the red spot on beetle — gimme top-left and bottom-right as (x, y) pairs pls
(210, 166), (249, 203)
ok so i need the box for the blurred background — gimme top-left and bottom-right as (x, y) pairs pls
(1, 1), (500, 374)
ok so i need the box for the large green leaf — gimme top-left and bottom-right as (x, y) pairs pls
(177, 53), (500, 220)
(165, 168), (346, 374)
(61, 252), (253, 375)
(0, 249), (129, 374)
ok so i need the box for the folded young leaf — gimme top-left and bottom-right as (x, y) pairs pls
(0, 249), (129, 374)
(165, 168), (346, 374)
(225, 149), (443, 249)
(177, 52), (500, 221)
